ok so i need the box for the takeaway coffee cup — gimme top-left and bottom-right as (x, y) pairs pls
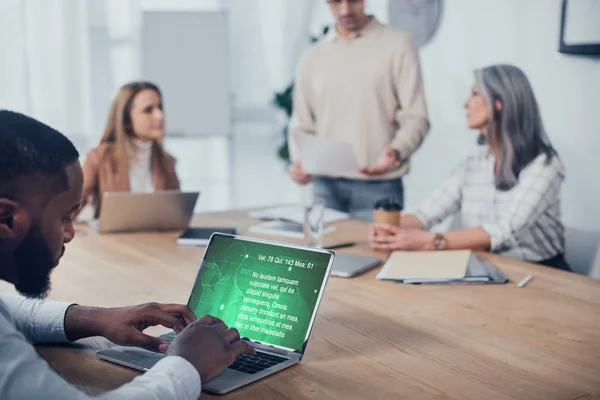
(373, 198), (402, 236)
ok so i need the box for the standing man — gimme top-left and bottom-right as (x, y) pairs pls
(288, 0), (430, 219)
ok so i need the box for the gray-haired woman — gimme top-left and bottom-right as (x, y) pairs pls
(369, 64), (569, 270)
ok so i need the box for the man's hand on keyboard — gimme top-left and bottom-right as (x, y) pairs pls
(167, 316), (256, 382)
(65, 302), (197, 353)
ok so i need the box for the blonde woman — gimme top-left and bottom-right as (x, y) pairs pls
(80, 81), (180, 217)
(369, 65), (569, 270)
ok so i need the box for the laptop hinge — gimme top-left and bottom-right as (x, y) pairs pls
(251, 342), (293, 357)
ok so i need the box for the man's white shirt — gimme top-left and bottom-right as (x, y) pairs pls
(0, 293), (201, 400)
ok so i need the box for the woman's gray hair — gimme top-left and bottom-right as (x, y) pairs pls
(474, 64), (557, 190)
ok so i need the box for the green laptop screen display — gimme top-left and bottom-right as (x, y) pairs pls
(188, 235), (331, 352)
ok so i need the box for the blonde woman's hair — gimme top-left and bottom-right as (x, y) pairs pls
(99, 81), (170, 174)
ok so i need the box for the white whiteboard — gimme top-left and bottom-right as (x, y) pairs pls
(143, 11), (231, 136)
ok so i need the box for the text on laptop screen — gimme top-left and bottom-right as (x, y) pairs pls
(188, 235), (331, 352)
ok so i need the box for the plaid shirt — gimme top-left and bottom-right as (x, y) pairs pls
(412, 148), (565, 262)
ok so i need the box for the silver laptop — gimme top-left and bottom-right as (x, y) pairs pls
(90, 191), (199, 233)
(97, 233), (335, 394)
(330, 253), (382, 278)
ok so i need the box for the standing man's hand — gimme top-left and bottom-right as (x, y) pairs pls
(167, 316), (256, 382)
(289, 161), (314, 185)
(359, 147), (401, 176)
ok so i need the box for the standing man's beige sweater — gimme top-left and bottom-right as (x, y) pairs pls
(289, 17), (430, 180)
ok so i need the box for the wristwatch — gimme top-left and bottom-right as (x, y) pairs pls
(433, 233), (448, 250)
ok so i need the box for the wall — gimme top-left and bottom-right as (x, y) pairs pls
(0, 0), (93, 143)
(228, 0), (389, 113)
(405, 0), (600, 230)
(87, 0), (229, 140)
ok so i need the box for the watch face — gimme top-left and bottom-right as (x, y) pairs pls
(434, 234), (446, 250)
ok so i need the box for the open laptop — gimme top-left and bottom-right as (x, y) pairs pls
(97, 233), (335, 394)
(330, 253), (382, 278)
(90, 191), (199, 233)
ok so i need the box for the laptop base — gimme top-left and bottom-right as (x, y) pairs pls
(97, 345), (300, 394)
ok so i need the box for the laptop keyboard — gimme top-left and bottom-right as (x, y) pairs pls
(229, 352), (288, 374)
(158, 331), (288, 374)
(159, 331), (177, 342)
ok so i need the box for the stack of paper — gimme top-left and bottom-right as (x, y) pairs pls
(377, 250), (472, 283)
(248, 205), (349, 225)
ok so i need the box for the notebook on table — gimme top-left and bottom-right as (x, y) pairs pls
(376, 250), (508, 284)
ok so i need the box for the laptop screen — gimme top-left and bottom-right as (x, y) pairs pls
(187, 234), (333, 353)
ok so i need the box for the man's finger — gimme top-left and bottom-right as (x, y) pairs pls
(145, 308), (187, 333)
(197, 314), (224, 326)
(158, 304), (198, 325)
(223, 328), (241, 344)
(211, 322), (228, 333)
(369, 165), (388, 175)
(229, 339), (256, 358)
(359, 165), (377, 175)
(302, 176), (313, 184)
(297, 173), (311, 184)
(290, 162), (305, 175)
(132, 332), (168, 353)
(298, 163), (309, 175)
(364, 169), (384, 176)
(361, 167), (374, 175)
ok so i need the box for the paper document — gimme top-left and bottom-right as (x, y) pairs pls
(248, 205), (349, 225)
(376, 250), (471, 281)
(292, 132), (359, 176)
(249, 220), (335, 239)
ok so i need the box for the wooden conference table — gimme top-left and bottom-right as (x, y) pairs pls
(3, 209), (599, 399)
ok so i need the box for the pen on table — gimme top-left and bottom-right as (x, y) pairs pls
(517, 274), (534, 288)
(325, 242), (356, 250)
